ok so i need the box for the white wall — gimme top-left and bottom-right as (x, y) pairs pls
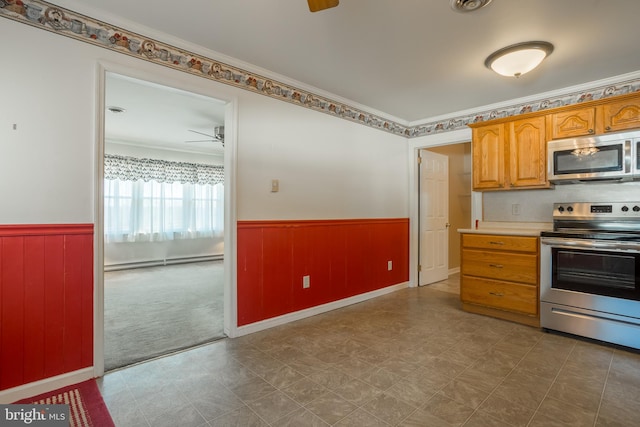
(236, 96), (408, 220)
(483, 180), (640, 222)
(0, 18), (408, 224)
(1, 20), (98, 224)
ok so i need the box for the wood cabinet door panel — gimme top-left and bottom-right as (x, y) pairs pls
(509, 117), (547, 187)
(550, 108), (596, 139)
(601, 98), (640, 132)
(461, 276), (538, 315)
(472, 124), (504, 190)
(461, 249), (538, 285)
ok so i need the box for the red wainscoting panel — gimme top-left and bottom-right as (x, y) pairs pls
(237, 218), (409, 326)
(0, 224), (94, 392)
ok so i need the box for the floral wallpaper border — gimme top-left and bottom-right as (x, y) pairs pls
(3, 0), (640, 138)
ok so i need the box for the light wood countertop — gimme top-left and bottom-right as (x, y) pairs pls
(457, 221), (552, 237)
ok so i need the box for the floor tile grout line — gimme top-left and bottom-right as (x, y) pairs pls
(592, 349), (615, 427)
(524, 338), (577, 427)
(335, 404), (391, 427)
(183, 349), (275, 426)
(457, 328), (545, 426)
(394, 392), (438, 427)
(389, 316), (523, 427)
(118, 373), (156, 427)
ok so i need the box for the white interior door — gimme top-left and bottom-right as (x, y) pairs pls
(419, 150), (449, 286)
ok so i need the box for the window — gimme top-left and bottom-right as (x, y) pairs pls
(104, 179), (224, 243)
(103, 155), (224, 243)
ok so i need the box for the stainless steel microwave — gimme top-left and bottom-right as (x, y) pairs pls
(548, 131), (640, 183)
(636, 139), (640, 179)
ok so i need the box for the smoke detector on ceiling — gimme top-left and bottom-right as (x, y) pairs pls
(450, 0), (492, 12)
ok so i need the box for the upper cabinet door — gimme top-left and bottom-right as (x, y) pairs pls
(508, 117), (548, 188)
(601, 97), (640, 133)
(550, 107), (596, 139)
(472, 124), (505, 190)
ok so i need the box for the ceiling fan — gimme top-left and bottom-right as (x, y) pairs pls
(185, 127), (225, 147)
(307, 0), (339, 12)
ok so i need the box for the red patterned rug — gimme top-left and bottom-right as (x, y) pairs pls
(15, 379), (115, 427)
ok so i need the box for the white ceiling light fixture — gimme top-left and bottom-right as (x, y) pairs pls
(107, 106), (126, 113)
(485, 41), (554, 78)
(450, 0), (493, 13)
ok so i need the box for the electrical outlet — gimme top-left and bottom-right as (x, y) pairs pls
(387, 260), (393, 271)
(512, 203), (521, 216)
(302, 275), (310, 289)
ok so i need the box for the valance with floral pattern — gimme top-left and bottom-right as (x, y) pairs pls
(104, 154), (224, 185)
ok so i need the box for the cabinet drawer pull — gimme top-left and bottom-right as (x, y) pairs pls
(489, 241), (505, 245)
(489, 264), (504, 268)
(588, 128), (595, 134)
(605, 126), (612, 131)
(489, 292), (504, 297)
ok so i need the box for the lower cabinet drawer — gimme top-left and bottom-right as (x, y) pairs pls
(461, 276), (538, 315)
(462, 234), (538, 252)
(461, 249), (537, 285)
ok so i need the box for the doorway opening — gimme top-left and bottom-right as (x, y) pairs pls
(102, 73), (227, 371)
(418, 142), (472, 289)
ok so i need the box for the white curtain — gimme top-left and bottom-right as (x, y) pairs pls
(104, 179), (224, 243)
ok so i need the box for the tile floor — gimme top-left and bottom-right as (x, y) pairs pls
(98, 274), (640, 426)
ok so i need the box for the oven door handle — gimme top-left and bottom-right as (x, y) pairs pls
(541, 237), (640, 251)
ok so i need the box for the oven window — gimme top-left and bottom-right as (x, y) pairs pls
(554, 144), (622, 175)
(552, 248), (640, 300)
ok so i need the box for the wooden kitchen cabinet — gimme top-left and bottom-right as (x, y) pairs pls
(460, 233), (540, 327)
(469, 92), (640, 191)
(548, 93), (640, 138)
(549, 107), (596, 139)
(471, 117), (548, 191)
(601, 96), (640, 133)
(509, 116), (547, 188)
(472, 123), (505, 190)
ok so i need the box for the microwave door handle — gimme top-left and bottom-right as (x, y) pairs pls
(625, 140), (632, 173)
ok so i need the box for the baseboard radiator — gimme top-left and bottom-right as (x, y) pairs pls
(104, 254), (223, 272)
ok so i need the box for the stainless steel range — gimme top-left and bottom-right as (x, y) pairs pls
(540, 202), (640, 350)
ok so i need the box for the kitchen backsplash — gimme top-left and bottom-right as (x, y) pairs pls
(483, 181), (640, 222)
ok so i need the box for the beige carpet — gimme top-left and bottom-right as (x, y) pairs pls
(104, 261), (224, 371)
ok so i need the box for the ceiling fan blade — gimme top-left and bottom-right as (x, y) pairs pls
(188, 129), (216, 138)
(307, 0), (339, 12)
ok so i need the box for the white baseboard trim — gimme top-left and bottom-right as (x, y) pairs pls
(0, 368), (94, 404)
(104, 254), (223, 271)
(448, 267), (460, 275)
(235, 282), (409, 337)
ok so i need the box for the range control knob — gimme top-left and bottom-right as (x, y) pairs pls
(622, 206), (629, 212)
(634, 206), (640, 212)
(558, 206), (565, 213)
(567, 206), (574, 212)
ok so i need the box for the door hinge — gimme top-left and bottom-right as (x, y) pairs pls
(417, 156), (422, 164)
(418, 264), (422, 272)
